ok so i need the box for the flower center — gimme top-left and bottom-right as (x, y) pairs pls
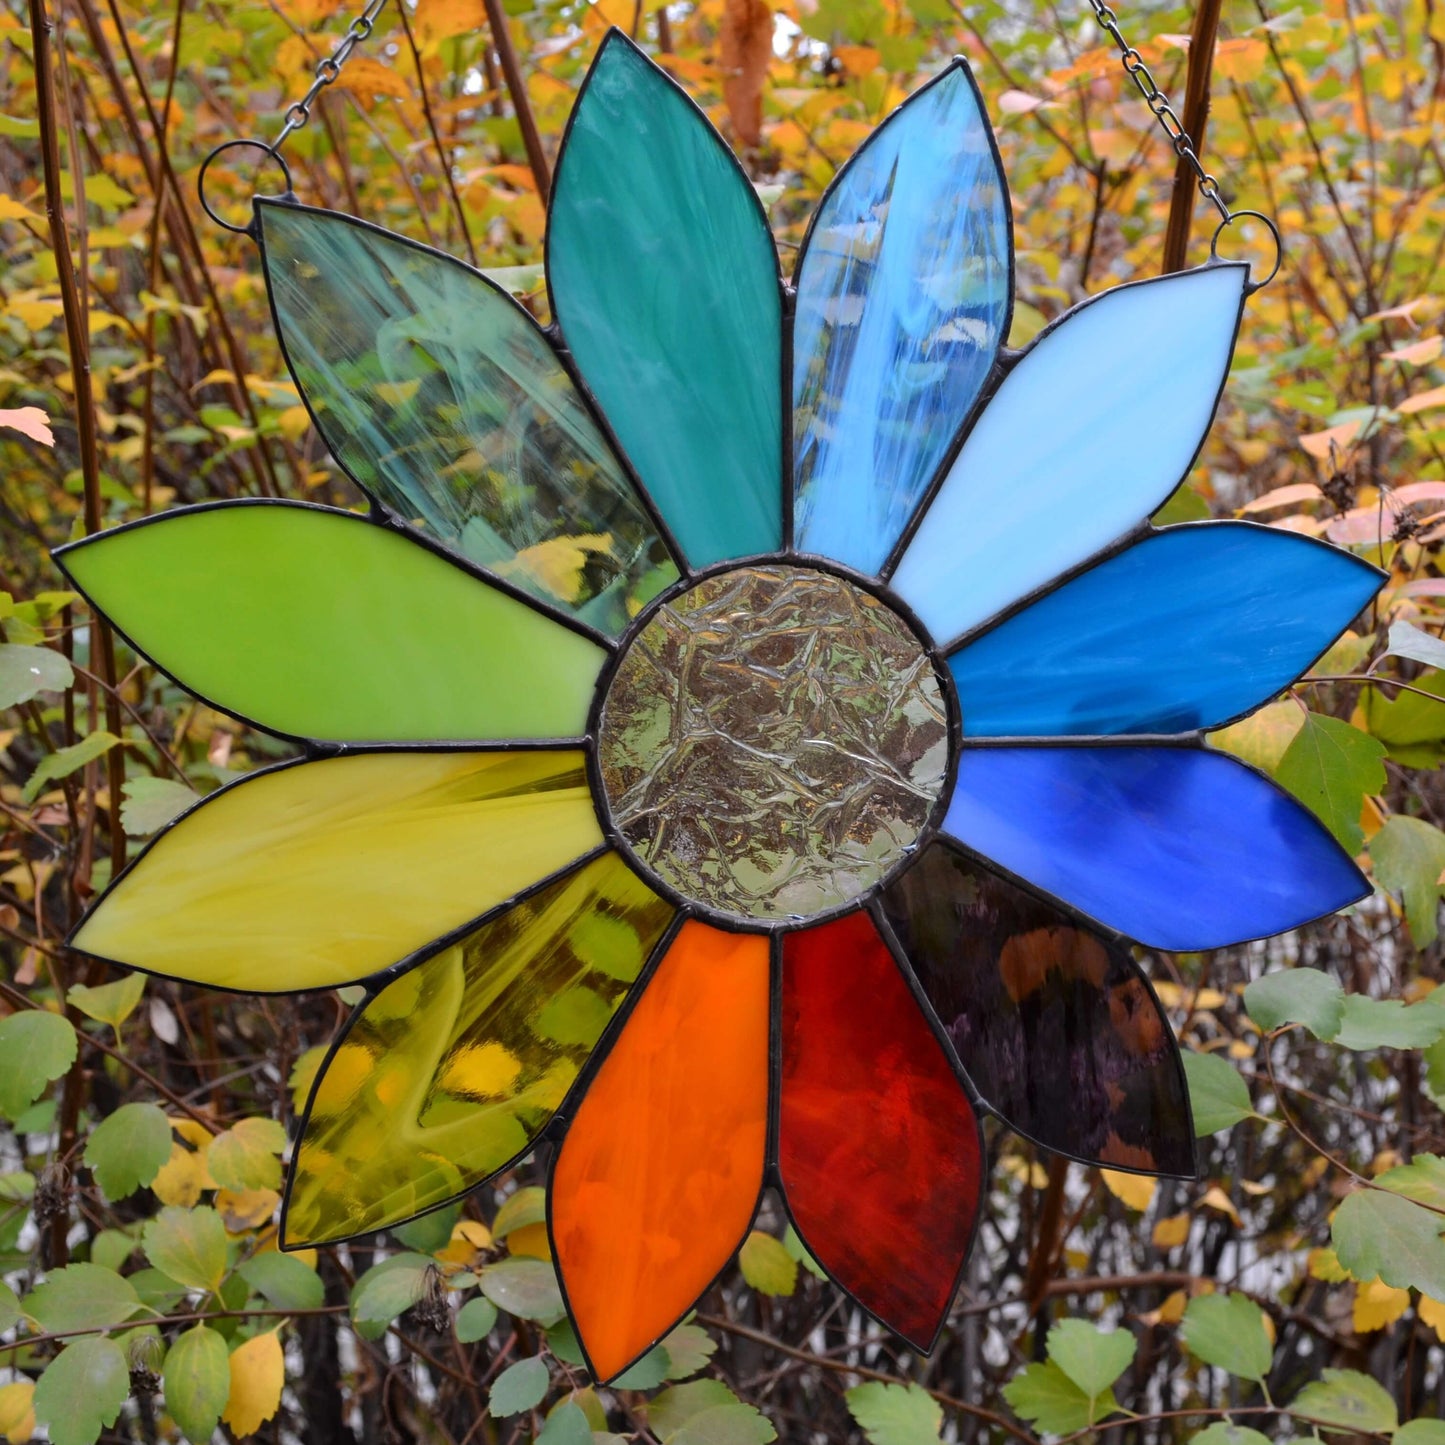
(597, 563), (949, 923)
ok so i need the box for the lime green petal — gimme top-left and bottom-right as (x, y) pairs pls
(56, 502), (606, 742)
(72, 751), (603, 992)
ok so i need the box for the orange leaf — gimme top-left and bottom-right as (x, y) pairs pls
(341, 57), (413, 102)
(0, 406), (54, 447)
(1399, 383), (1445, 415)
(414, 0), (485, 47)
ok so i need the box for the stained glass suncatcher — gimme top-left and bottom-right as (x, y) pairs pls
(56, 30), (1385, 1382)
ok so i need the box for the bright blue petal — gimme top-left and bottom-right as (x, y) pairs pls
(792, 63), (1010, 574)
(950, 523), (1384, 736)
(942, 746), (1366, 950)
(891, 265), (1247, 644)
(548, 31), (782, 568)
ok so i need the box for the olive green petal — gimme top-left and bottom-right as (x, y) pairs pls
(56, 502), (606, 742)
(283, 852), (673, 1246)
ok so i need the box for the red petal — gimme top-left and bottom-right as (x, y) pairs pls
(779, 908), (982, 1349)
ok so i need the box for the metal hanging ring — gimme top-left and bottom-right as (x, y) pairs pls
(197, 139), (294, 235)
(1210, 208), (1283, 292)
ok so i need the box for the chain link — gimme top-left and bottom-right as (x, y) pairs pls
(273, 0), (389, 152)
(1082, 0), (1233, 223)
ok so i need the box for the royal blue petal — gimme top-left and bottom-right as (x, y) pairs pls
(791, 63), (1010, 574)
(942, 746), (1367, 950)
(548, 31), (782, 568)
(950, 523), (1384, 736)
(891, 265), (1247, 645)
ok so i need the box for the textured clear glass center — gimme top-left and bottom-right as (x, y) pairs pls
(597, 564), (949, 922)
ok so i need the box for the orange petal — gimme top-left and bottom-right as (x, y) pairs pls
(550, 919), (769, 1380)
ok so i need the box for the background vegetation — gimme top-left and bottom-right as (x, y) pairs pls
(2, 0), (1445, 1439)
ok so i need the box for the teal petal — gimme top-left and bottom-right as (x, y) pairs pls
(548, 31), (783, 568)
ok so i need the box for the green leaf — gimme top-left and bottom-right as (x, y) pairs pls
(163, 1324), (231, 1443)
(536, 1402), (593, 1445)
(238, 1251), (324, 1311)
(27, 1262), (141, 1332)
(670, 1404), (778, 1445)
(0, 642), (72, 707)
(0, 1279), (21, 1333)
(84, 1100), (172, 1200)
(489, 1356), (549, 1417)
(1181, 1051), (1255, 1135)
(90, 1229), (136, 1273)
(1387, 622), (1445, 670)
(612, 1345), (670, 1390)
(392, 1200), (461, 1253)
(1275, 713), (1386, 852)
(32, 1336), (128, 1445)
(1243, 968), (1344, 1039)
(1333, 994), (1445, 1050)
(782, 1224), (827, 1280)
(350, 1254), (433, 1340)
(479, 1258), (565, 1324)
(1190, 1424), (1274, 1445)
(1002, 1361), (1100, 1434)
(649, 1382), (742, 1436)
(1425, 1038), (1445, 1108)
(845, 1382), (944, 1444)
(0, 1010), (76, 1119)
(1333, 1189), (1445, 1300)
(206, 1117), (287, 1191)
(1378, 1154), (1445, 1211)
(1397, 1421), (1445, 1445)
(739, 1231), (798, 1297)
(1180, 1292), (1273, 1382)
(143, 1205), (227, 1291)
(68, 971), (146, 1031)
(23, 729), (119, 802)
(660, 1324), (716, 1380)
(492, 1186), (546, 1239)
(1372, 816), (1445, 945)
(119, 776), (196, 837)
(532, 986), (612, 1046)
(1047, 1319), (1137, 1398)
(455, 1296), (498, 1342)
(1292, 1368), (1399, 1434)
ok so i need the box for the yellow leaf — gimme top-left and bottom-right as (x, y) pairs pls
(1157, 1289), (1188, 1325)
(414, 0), (485, 46)
(832, 43), (880, 75)
(1102, 1169), (1156, 1211)
(276, 405), (311, 442)
(1354, 1277), (1410, 1333)
(0, 1381), (35, 1444)
(153, 1141), (211, 1208)
(1213, 36), (1267, 81)
(1309, 1246), (1352, 1282)
(341, 56), (412, 101)
(439, 1041), (523, 1099)
(1420, 1294), (1445, 1341)
(217, 1188), (280, 1232)
(1198, 1186), (1242, 1226)
(1152, 1213), (1191, 1248)
(507, 1222), (552, 1260)
(0, 195), (41, 222)
(436, 1219), (494, 1267)
(223, 1330), (285, 1437)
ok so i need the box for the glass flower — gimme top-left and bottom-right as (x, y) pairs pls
(57, 32), (1383, 1381)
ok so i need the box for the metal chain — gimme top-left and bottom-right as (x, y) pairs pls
(273, 0), (389, 153)
(1082, 0), (1233, 224)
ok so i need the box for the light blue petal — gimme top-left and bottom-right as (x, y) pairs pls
(548, 31), (782, 569)
(792, 63), (1009, 574)
(950, 523), (1384, 736)
(942, 746), (1366, 951)
(891, 264), (1247, 644)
